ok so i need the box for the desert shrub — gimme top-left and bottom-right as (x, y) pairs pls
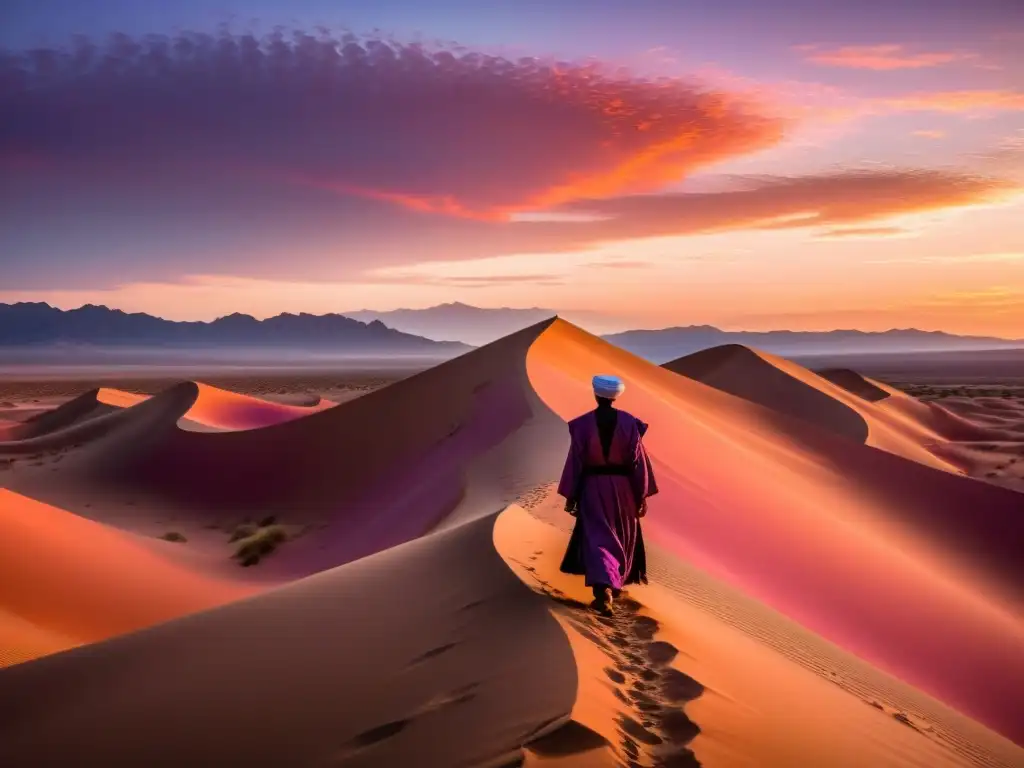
(160, 531), (187, 543)
(234, 525), (288, 567)
(228, 522), (257, 542)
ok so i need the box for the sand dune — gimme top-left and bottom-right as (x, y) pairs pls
(665, 346), (1024, 492)
(664, 344), (993, 471)
(0, 489), (256, 667)
(1, 387), (127, 441)
(0, 510), (578, 768)
(1, 318), (1021, 765)
(175, 381), (336, 431)
(498, 505), (1018, 768)
(5, 502), (1017, 767)
(0, 381), (333, 449)
(3, 325), (569, 574)
(529, 322), (1024, 743)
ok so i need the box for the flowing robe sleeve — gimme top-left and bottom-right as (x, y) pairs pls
(631, 419), (659, 505)
(557, 421), (584, 502)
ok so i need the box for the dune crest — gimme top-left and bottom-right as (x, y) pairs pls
(663, 344), (1001, 471)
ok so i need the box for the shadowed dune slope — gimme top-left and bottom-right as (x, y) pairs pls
(664, 345), (872, 443)
(0, 510), (577, 768)
(0, 382), (201, 455)
(664, 345), (1003, 470)
(816, 368), (891, 401)
(0, 489), (256, 667)
(4, 388), (126, 441)
(4, 322), (571, 577)
(529, 321), (1024, 743)
(0, 383), (333, 444)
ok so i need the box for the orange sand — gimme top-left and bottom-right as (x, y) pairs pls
(498, 505), (1003, 768)
(0, 489), (257, 666)
(527, 322), (1023, 743)
(0, 319), (1020, 766)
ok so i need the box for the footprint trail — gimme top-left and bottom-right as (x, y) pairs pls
(516, 551), (707, 768)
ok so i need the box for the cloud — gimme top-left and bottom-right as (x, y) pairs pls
(814, 226), (916, 240)
(539, 169), (1019, 243)
(884, 90), (1024, 114)
(586, 259), (654, 269)
(912, 130), (945, 139)
(367, 272), (567, 288)
(923, 286), (1024, 312)
(866, 252), (1024, 264)
(0, 29), (785, 223)
(795, 44), (972, 71)
(1, 31), (1019, 290)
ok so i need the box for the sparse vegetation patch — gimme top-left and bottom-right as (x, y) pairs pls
(233, 524), (288, 567)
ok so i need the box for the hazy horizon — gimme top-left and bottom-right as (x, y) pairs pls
(6, 299), (1024, 341)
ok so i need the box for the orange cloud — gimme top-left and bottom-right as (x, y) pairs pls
(273, 75), (786, 221)
(548, 169), (1019, 243)
(815, 226), (915, 240)
(886, 90), (1024, 114)
(796, 44), (971, 70)
(912, 130), (945, 139)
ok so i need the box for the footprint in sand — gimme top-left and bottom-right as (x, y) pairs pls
(331, 683), (480, 761)
(525, 584), (707, 767)
(524, 718), (612, 758)
(407, 641), (459, 666)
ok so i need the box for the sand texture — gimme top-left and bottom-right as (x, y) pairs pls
(1, 320), (1021, 767)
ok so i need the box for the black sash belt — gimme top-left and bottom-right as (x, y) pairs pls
(583, 464), (632, 477)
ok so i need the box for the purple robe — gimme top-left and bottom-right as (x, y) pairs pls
(557, 408), (659, 589)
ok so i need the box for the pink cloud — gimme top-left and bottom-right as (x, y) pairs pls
(1, 30), (787, 223)
(885, 90), (1024, 114)
(796, 44), (973, 71)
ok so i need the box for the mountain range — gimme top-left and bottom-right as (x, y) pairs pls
(603, 325), (1024, 363)
(348, 303), (1022, 361)
(0, 303), (469, 360)
(346, 302), (572, 346)
(2, 302), (1020, 365)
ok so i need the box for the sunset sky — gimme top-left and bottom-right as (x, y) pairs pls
(2, 0), (1023, 336)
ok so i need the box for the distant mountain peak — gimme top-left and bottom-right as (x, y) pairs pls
(0, 303), (468, 357)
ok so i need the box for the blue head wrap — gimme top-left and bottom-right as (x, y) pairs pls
(592, 375), (625, 400)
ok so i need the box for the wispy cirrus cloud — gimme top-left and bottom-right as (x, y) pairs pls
(585, 259), (655, 269)
(922, 286), (1024, 312)
(795, 44), (973, 71)
(867, 252), (1024, 265)
(367, 272), (568, 288)
(815, 226), (917, 240)
(884, 90), (1024, 114)
(541, 169), (1019, 243)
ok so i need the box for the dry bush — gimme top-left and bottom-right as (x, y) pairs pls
(234, 525), (288, 567)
